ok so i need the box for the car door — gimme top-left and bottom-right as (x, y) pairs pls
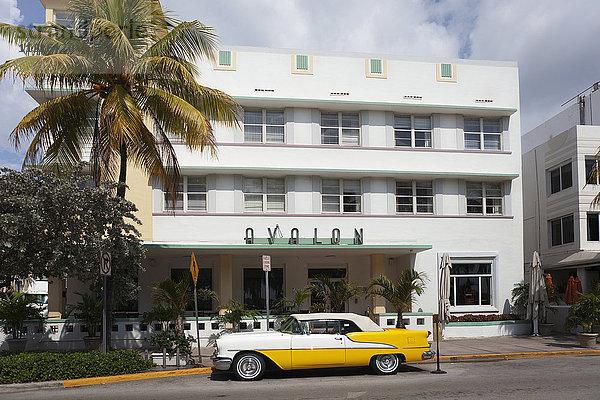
(291, 319), (346, 369)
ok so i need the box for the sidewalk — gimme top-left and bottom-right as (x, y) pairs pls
(431, 333), (600, 361)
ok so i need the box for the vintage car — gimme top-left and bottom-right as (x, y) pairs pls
(211, 312), (434, 380)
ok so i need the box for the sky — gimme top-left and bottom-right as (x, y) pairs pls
(1, 0), (600, 169)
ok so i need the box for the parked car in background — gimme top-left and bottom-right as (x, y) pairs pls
(211, 312), (434, 380)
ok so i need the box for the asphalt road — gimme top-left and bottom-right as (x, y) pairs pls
(3, 356), (600, 400)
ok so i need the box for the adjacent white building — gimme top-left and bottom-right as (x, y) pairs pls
(522, 84), (600, 293)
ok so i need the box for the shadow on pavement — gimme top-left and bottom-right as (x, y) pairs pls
(209, 364), (427, 381)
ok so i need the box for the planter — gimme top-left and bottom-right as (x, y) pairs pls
(538, 323), (554, 336)
(151, 352), (188, 367)
(577, 333), (598, 348)
(83, 336), (102, 351)
(6, 338), (28, 352)
(593, 324), (600, 343)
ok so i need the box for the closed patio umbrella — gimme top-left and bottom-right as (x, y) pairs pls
(564, 276), (575, 305)
(439, 253), (452, 325)
(526, 251), (549, 336)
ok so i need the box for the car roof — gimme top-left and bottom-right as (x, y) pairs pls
(290, 312), (384, 332)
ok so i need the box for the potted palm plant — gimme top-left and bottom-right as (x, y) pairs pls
(0, 291), (44, 352)
(310, 276), (363, 313)
(367, 269), (428, 328)
(212, 300), (261, 332)
(66, 292), (103, 351)
(565, 291), (600, 348)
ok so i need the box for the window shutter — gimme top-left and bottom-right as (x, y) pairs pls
(370, 59), (383, 74)
(296, 55), (309, 70)
(440, 63), (453, 78)
(219, 50), (232, 66)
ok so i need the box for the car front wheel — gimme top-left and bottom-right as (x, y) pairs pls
(371, 354), (400, 375)
(232, 353), (265, 381)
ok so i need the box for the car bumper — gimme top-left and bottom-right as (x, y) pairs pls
(422, 350), (435, 360)
(211, 356), (232, 371)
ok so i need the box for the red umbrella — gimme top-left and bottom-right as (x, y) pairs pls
(574, 277), (583, 302)
(564, 276), (575, 305)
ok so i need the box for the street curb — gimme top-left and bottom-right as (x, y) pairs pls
(422, 349), (600, 363)
(0, 380), (64, 394)
(63, 367), (213, 388)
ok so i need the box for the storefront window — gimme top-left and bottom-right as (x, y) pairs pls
(243, 268), (284, 310)
(449, 263), (492, 306)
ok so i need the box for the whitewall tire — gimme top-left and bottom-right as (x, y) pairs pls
(232, 353), (266, 381)
(371, 354), (400, 375)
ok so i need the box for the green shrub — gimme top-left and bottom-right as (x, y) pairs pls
(0, 350), (153, 384)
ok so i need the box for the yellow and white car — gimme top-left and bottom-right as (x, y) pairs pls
(211, 312), (434, 380)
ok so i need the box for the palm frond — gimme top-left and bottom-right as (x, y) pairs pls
(143, 20), (218, 62)
(0, 54), (93, 89)
(0, 23), (63, 55)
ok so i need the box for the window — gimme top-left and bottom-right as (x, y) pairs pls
(585, 157), (599, 184)
(163, 176), (207, 212)
(549, 215), (575, 247)
(321, 179), (361, 213)
(54, 10), (74, 28)
(395, 181), (434, 214)
(450, 263), (492, 306)
(304, 320), (341, 335)
(171, 268), (213, 312)
(321, 112), (360, 146)
(214, 50), (236, 70)
(467, 182), (503, 215)
(243, 177), (285, 212)
(366, 58), (387, 78)
(292, 54), (313, 74)
(548, 162), (572, 194)
(464, 118), (502, 150)
(437, 63), (457, 82)
(587, 213), (599, 241)
(243, 109), (285, 143)
(466, 182), (503, 215)
(394, 115), (432, 148)
(308, 268), (347, 310)
(243, 268), (283, 310)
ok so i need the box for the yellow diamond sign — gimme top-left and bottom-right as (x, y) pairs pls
(190, 252), (199, 285)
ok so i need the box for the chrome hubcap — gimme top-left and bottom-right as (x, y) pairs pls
(376, 354), (398, 373)
(237, 355), (261, 379)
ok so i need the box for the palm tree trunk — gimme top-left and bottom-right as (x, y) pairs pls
(116, 143), (127, 198)
(105, 143), (127, 350)
(176, 314), (184, 336)
(396, 309), (406, 329)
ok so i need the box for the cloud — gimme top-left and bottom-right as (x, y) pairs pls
(0, 0), (36, 169)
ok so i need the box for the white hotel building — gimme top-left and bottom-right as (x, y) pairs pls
(18, 2), (526, 347)
(129, 47), (524, 324)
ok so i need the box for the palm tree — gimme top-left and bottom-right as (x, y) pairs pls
(310, 276), (363, 313)
(0, 0), (238, 347)
(151, 276), (217, 335)
(0, 0), (239, 198)
(367, 269), (428, 328)
(273, 288), (311, 314)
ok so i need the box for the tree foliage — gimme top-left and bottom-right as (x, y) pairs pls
(0, 0), (240, 199)
(0, 167), (144, 303)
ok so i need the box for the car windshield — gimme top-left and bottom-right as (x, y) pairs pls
(278, 317), (302, 334)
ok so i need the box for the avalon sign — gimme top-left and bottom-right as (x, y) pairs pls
(244, 226), (364, 245)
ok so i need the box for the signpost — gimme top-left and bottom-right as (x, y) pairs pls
(190, 253), (201, 357)
(100, 252), (111, 354)
(262, 255), (271, 330)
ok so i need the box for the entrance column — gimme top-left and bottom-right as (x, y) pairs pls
(47, 277), (65, 319)
(370, 254), (387, 315)
(577, 267), (589, 293)
(218, 254), (233, 314)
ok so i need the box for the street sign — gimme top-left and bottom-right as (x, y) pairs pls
(100, 252), (111, 276)
(262, 255), (271, 272)
(190, 252), (199, 285)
